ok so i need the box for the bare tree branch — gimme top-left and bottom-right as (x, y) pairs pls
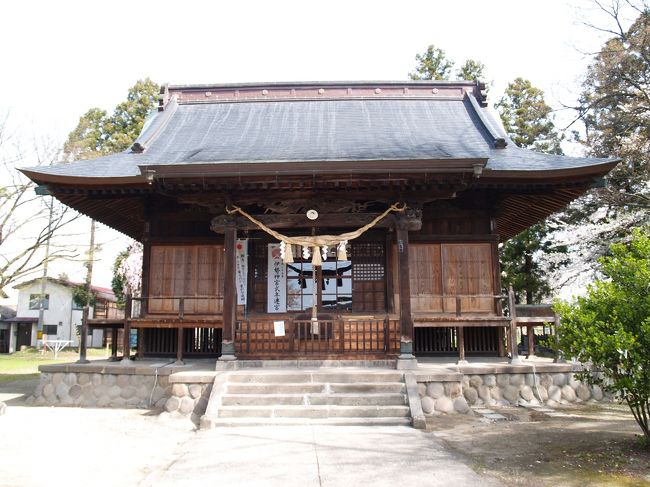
(0, 114), (81, 297)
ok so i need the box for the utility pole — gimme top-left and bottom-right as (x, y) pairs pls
(37, 197), (54, 349)
(78, 219), (95, 363)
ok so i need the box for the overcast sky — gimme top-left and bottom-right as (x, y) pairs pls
(0, 0), (633, 301)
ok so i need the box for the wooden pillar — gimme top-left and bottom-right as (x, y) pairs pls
(77, 306), (90, 364)
(553, 313), (565, 363)
(220, 225), (237, 361)
(385, 231), (395, 314)
(137, 328), (145, 359)
(490, 234), (507, 357)
(110, 326), (118, 361)
(141, 245), (151, 316)
(122, 294), (132, 362)
(526, 325), (535, 358)
(508, 285), (521, 364)
(457, 326), (466, 363)
(176, 326), (184, 364)
(395, 216), (416, 368)
(141, 207), (151, 316)
(497, 327), (505, 357)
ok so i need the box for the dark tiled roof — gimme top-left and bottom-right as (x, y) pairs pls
(22, 85), (616, 183)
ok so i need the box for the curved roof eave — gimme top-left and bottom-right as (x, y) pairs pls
(18, 168), (148, 186)
(482, 158), (620, 180)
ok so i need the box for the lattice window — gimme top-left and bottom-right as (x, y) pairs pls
(351, 242), (386, 312)
(352, 242), (385, 281)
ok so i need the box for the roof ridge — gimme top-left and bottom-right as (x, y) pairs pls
(167, 80), (480, 90)
(131, 96), (178, 153)
(465, 93), (507, 149)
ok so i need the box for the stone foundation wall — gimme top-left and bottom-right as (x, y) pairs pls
(416, 371), (612, 416)
(29, 372), (172, 408)
(162, 383), (212, 426)
(29, 369), (214, 427)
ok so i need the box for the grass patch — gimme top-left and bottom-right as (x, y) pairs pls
(0, 348), (108, 383)
(0, 373), (40, 384)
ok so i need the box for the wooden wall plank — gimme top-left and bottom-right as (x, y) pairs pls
(148, 244), (225, 315)
(408, 242), (495, 314)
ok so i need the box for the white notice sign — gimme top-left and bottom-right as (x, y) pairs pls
(267, 243), (286, 313)
(274, 320), (286, 337)
(235, 239), (248, 305)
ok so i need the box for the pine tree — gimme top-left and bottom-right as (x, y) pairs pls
(496, 78), (566, 304)
(409, 45), (454, 80)
(64, 78), (159, 159)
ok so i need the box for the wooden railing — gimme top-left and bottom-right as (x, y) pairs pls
(128, 296), (224, 319)
(92, 301), (124, 320)
(235, 317), (400, 357)
(412, 294), (507, 316)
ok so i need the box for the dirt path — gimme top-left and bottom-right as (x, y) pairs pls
(429, 404), (650, 487)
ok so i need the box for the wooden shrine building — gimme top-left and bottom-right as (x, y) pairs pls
(22, 81), (617, 366)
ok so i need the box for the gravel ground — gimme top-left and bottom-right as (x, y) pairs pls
(429, 403), (650, 486)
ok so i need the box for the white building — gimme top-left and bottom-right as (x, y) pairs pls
(4, 277), (119, 353)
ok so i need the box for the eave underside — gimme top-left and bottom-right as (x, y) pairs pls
(45, 173), (595, 241)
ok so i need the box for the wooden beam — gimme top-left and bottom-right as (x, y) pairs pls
(211, 212), (421, 233)
(409, 234), (499, 242)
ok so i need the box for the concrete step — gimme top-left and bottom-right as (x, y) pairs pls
(227, 372), (404, 384)
(217, 405), (410, 419)
(309, 393), (406, 406)
(205, 417), (413, 427)
(329, 383), (406, 394)
(226, 383), (326, 394)
(200, 369), (414, 429)
(221, 393), (407, 407)
(226, 382), (405, 395)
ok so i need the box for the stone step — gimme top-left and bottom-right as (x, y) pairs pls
(227, 372), (404, 384)
(217, 405), (411, 419)
(221, 393), (407, 407)
(226, 382), (405, 395)
(204, 417), (413, 427)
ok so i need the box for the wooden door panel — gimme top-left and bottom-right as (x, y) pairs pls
(409, 243), (495, 314)
(149, 245), (224, 315)
(409, 244), (443, 312)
